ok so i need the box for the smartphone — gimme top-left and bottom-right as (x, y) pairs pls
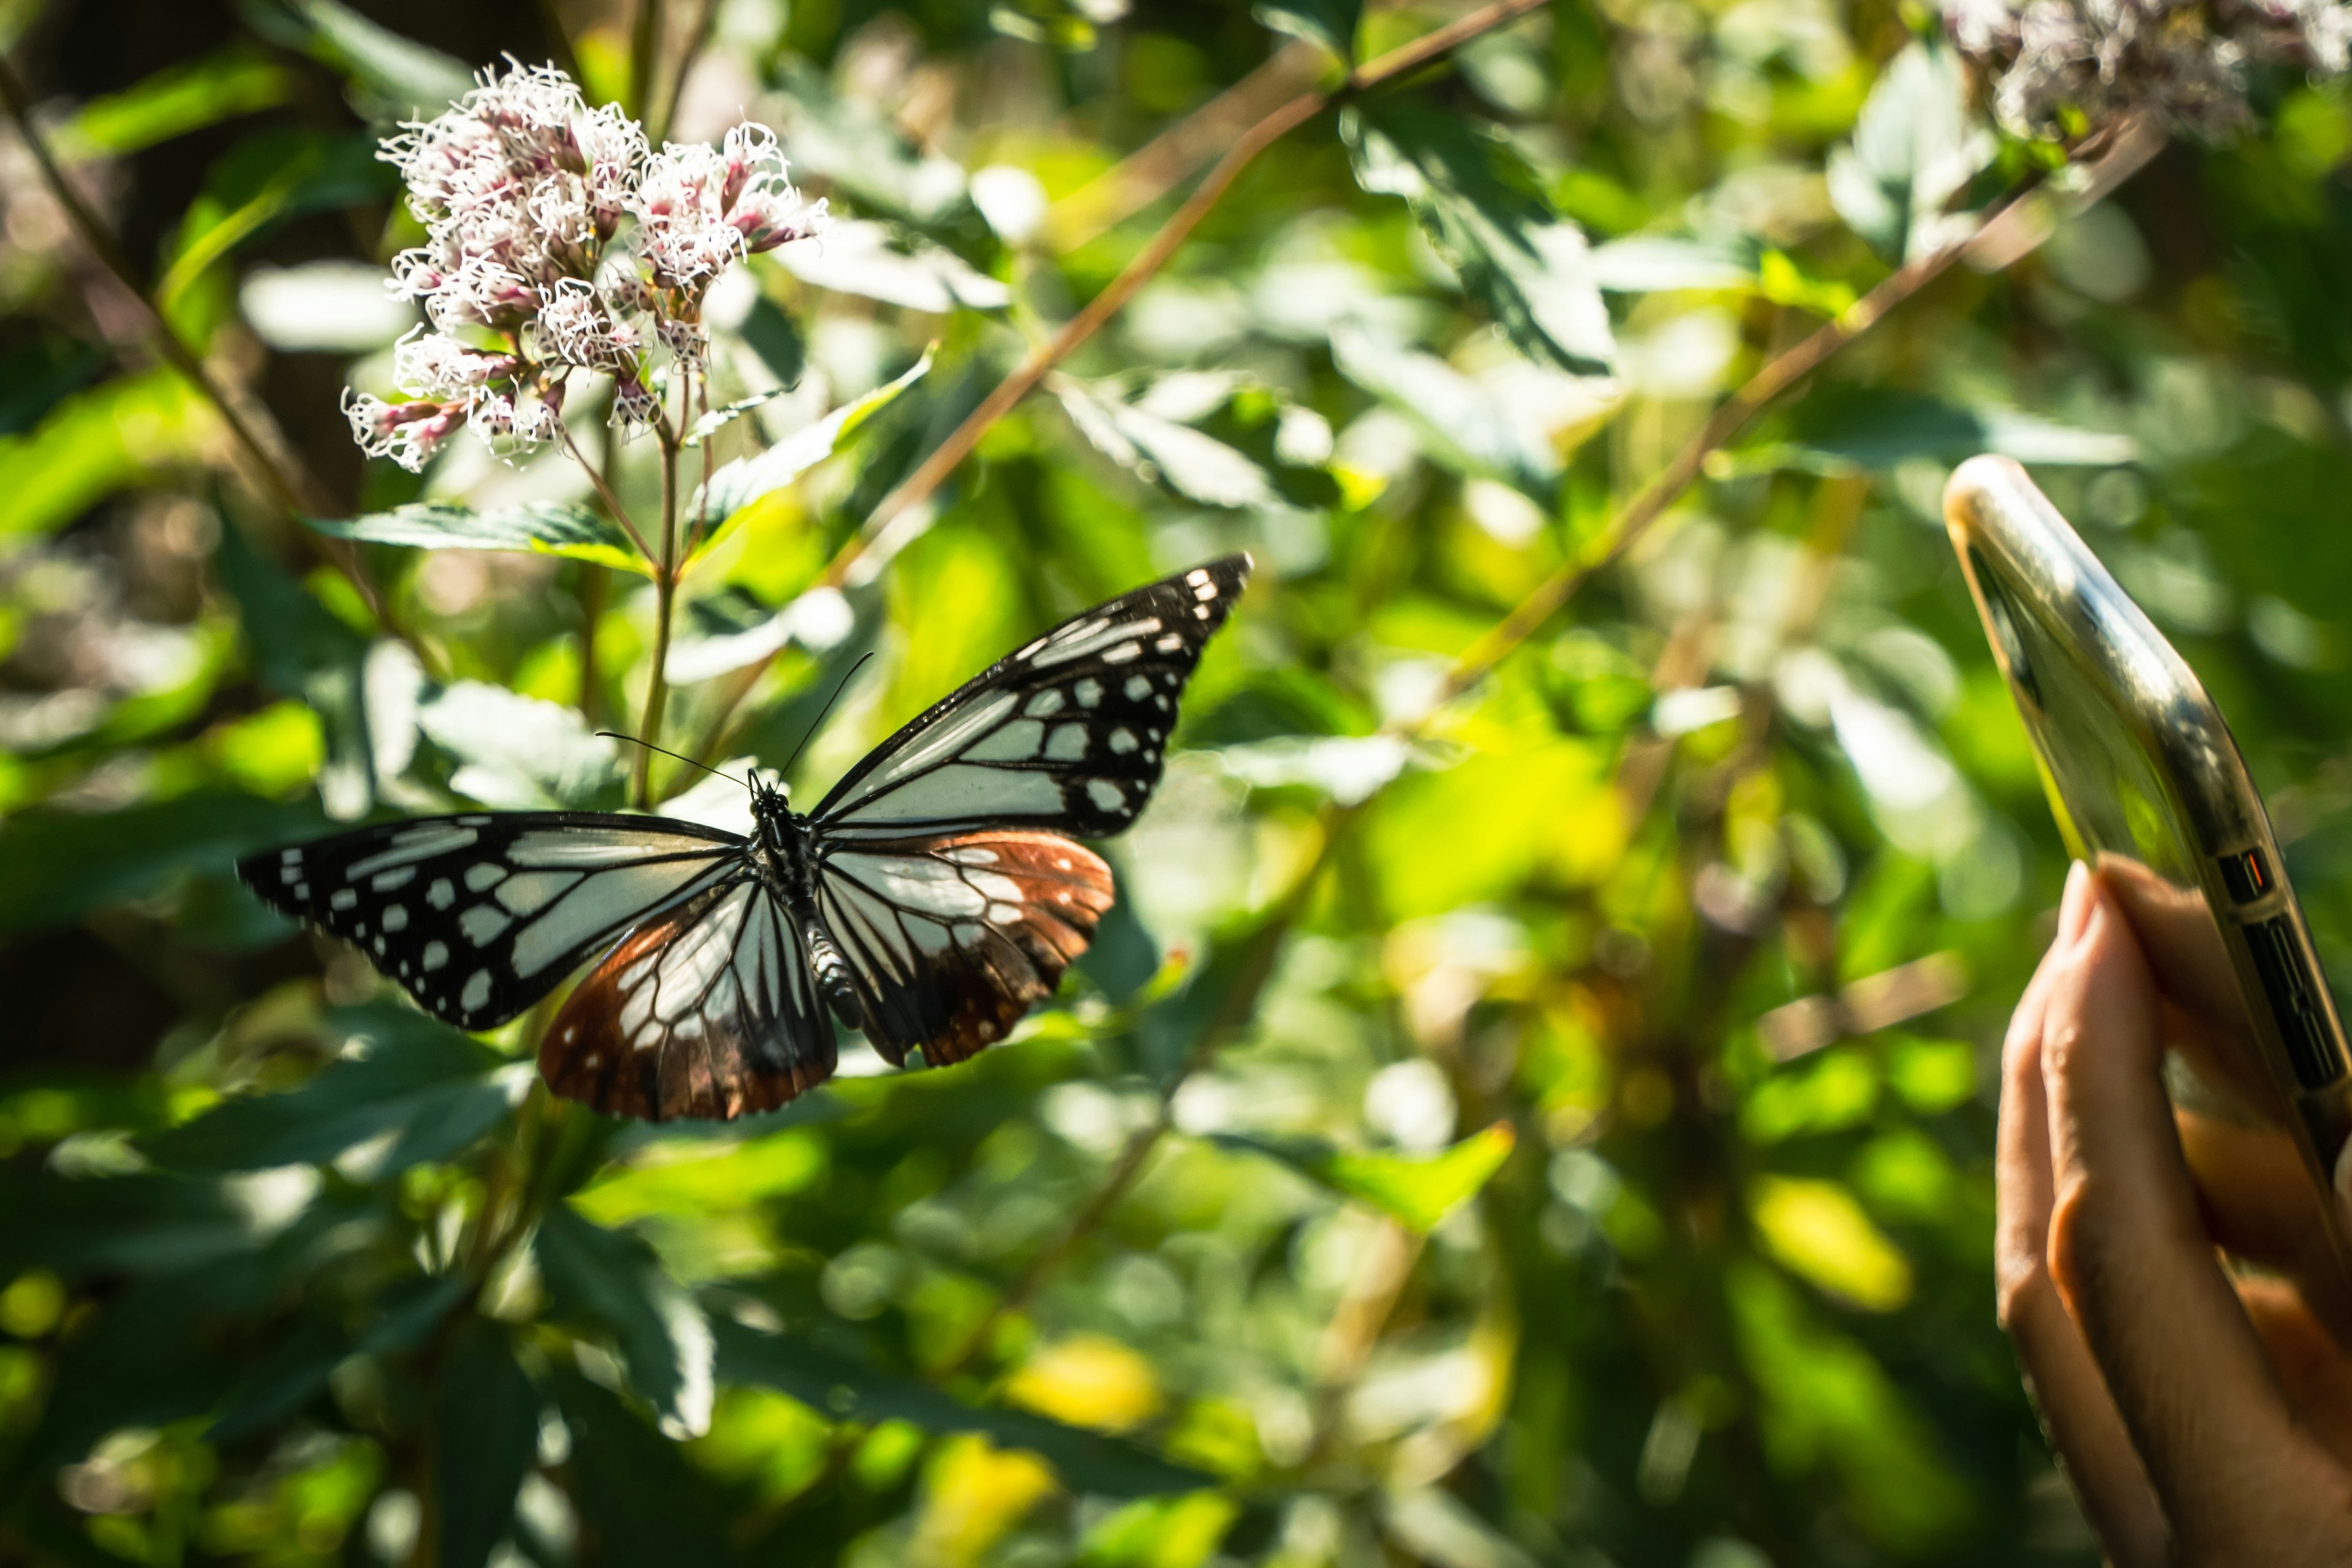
(1945, 455), (2352, 1306)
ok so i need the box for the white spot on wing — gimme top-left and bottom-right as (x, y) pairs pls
(1087, 778), (1125, 811)
(494, 870), (585, 915)
(509, 859), (720, 978)
(1024, 688), (1066, 718)
(459, 906), (511, 945)
(967, 718), (1044, 763)
(1124, 675), (1151, 699)
(1046, 723), (1089, 761)
(345, 826), (478, 882)
(330, 889), (359, 912)
(1186, 568), (1210, 586)
(843, 764), (1064, 825)
(464, 863), (507, 892)
(1155, 633), (1184, 652)
(371, 866), (417, 892)
(1074, 678), (1102, 707)
(423, 941), (450, 971)
(1100, 642), (1142, 665)
(461, 970), (492, 1014)
(427, 878), (455, 910)
(1109, 728), (1138, 754)
(382, 906), (409, 932)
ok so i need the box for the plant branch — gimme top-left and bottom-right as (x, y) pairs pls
(689, 0), (1553, 766)
(628, 0), (664, 123)
(560, 423), (657, 562)
(0, 52), (413, 645)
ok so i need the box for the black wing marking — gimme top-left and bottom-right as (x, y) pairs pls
(236, 812), (750, 1031)
(814, 831), (1115, 1067)
(811, 554), (1251, 842)
(541, 879), (836, 1121)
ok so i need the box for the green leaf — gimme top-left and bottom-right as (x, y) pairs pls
(309, 500), (645, 574)
(774, 219), (1011, 313)
(50, 47), (292, 160)
(0, 337), (107, 438)
(1054, 377), (1282, 511)
(0, 368), (214, 545)
(238, 0), (472, 119)
(766, 60), (972, 227)
(436, 1318), (543, 1568)
(1254, 0), (1361, 61)
(216, 514), (385, 816)
(1212, 1121), (1516, 1231)
(1732, 387), (2136, 472)
(1329, 325), (1561, 497)
(0, 791), (328, 937)
(208, 1274), (467, 1441)
(682, 388), (797, 448)
(416, 680), (628, 809)
(140, 1003), (530, 1177)
(711, 1319), (1216, 1496)
(688, 349), (932, 537)
(1344, 104), (1613, 376)
(1586, 235), (1757, 293)
(536, 1205), (715, 1439)
(548, 1366), (737, 1566)
(1826, 40), (1994, 261)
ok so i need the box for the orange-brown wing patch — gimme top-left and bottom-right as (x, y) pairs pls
(540, 883), (835, 1123)
(819, 831), (1114, 1069)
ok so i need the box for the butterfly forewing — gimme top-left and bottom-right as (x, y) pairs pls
(812, 554), (1251, 841)
(816, 831), (1115, 1066)
(541, 879), (835, 1120)
(236, 813), (750, 1030)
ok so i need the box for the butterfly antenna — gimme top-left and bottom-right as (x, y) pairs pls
(595, 733), (748, 791)
(778, 652), (876, 782)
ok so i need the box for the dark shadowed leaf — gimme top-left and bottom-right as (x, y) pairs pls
(713, 1318), (1215, 1496)
(0, 791), (328, 937)
(1344, 104), (1612, 375)
(1254, 0), (1361, 61)
(237, 0), (472, 119)
(216, 513), (383, 815)
(29, 1273), (246, 1466)
(1210, 1122), (1517, 1231)
(141, 1003), (529, 1177)
(549, 1365), (737, 1566)
(537, 1205), (715, 1438)
(437, 1317), (543, 1568)
(208, 1272), (466, 1442)
(310, 500), (643, 573)
(737, 293), (806, 386)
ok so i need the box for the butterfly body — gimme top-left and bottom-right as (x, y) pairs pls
(239, 555), (1250, 1121)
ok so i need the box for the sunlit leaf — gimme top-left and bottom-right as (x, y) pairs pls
(766, 59), (973, 226)
(1055, 377), (1282, 511)
(1212, 1121), (1515, 1231)
(1345, 103), (1613, 375)
(1255, 0), (1361, 61)
(537, 1206), (716, 1439)
(0, 368), (214, 545)
(1750, 1175), (1913, 1310)
(711, 1319), (1215, 1496)
(774, 220), (1011, 313)
(140, 1003), (530, 1177)
(1825, 40), (1994, 260)
(1586, 235), (1757, 292)
(309, 500), (644, 574)
(238, 0), (472, 118)
(51, 47), (291, 160)
(1329, 325), (1561, 497)
(416, 680), (628, 809)
(688, 349), (932, 537)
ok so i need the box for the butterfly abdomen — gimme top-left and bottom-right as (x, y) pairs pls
(804, 925), (870, 1038)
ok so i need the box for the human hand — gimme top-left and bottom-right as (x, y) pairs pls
(1997, 861), (2352, 1566)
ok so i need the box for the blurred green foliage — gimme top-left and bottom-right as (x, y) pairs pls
(4, 0), (2352, 1564)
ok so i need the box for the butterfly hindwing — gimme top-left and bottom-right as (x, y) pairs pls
(541, 878), (835, 1121)
(816, 831), (1115, 1066)
(812, 554), (1251, 841)
(236, 813), (748, 1031)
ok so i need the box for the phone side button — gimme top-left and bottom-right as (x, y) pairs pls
(2219, 848), (2274, 905)
(2244, 916), (2347, 1090)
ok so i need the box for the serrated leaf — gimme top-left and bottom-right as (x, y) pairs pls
(775, 219), (1011, 313)
(682, 387), (797, 448)
(1055, 377), (1281, 511)
(712, 1318), (1216, 1496)
(140, 1003), (530, 1176)
(1212, 1121), (1516, 1231)
(1345, 104), (1613, 376)
(537, 1206), (715, 1438)
(1254, 0), (1361, 61)
(416, 680), (628, 809)
(688, 350), (932, 537)
(309, 500), (644, 574)
(436, 1317), (542, 1568)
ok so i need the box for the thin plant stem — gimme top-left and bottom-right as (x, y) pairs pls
(560, 423), (657, 562)
(0, 51), (418, 655)
(635, 382), (687, 807)
(689, 0), (1554, 766)
(577, 564), (607, 725)
(628, 0), (664, 123)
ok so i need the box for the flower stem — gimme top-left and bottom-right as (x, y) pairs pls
(634, 386), (685, 809)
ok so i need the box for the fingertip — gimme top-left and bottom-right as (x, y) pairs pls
(2059, 859), (2094, 950)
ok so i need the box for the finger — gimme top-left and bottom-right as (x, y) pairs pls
(2177, 1109), (2352, 1338)
(2236, 1274), (2352, 1464)
(2041, 876), (2315, 1541)
(1997, 866), (2166, 1564)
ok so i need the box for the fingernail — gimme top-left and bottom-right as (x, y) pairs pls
(2057, 861), (2093, 951)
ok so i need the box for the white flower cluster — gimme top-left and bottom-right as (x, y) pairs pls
(344, 61), (827, 472)
(1948, 0), (2352, 136)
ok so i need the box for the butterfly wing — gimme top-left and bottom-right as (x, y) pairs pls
(810, 554), (1251, 842)
(817, 831), (1115, 1066)
(236, 813), (749, 1030)
(540, 878), (835, 1121)
(803, 556), (1249, 1067)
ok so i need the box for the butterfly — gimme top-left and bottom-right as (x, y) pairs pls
(238, 555), (1252, 1121)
